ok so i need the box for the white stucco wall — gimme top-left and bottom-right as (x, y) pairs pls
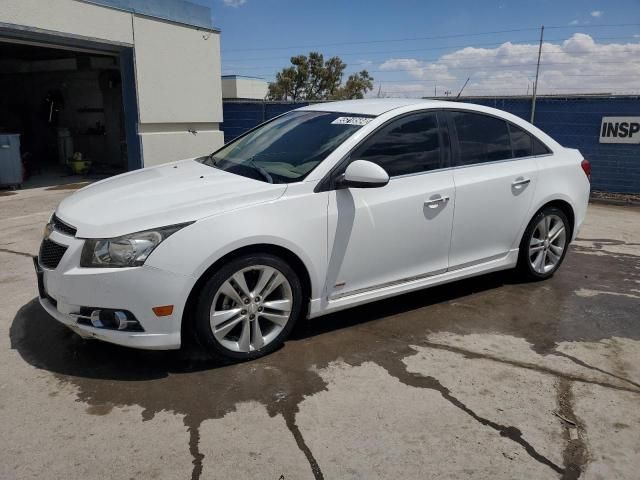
(0, 0), (224, 168)
(1, 0), (134, 46)
(222, 77), (268, 100)
(133, 16), (222, 124)
(221, 78), (238, 99)
(235, 77), (268, 100)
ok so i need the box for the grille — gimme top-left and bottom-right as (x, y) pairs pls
(52, 214), (77, 237)
(39, 239), (68, 270)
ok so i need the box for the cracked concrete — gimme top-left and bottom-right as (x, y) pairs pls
(1, 189), (639, 479)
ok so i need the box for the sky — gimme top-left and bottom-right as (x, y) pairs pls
(194, 0), (640, 97)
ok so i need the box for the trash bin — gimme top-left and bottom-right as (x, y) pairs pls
(0, 134), (23, 189)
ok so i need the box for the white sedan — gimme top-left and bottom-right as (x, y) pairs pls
(35, 99), (591, 360)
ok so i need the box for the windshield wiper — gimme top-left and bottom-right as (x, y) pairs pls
(202, 152), (220, 167)
(247, 158), (273, 184)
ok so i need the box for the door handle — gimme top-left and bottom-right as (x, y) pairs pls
(424, 195), (450, 208)
(511, 177), (531, 188)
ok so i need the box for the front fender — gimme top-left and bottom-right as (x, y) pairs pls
(146, 190), (328, 299)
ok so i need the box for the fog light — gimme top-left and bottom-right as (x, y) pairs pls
(85, 309), (144, 331)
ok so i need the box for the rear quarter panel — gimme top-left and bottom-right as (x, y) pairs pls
(529, 148), (590, 242)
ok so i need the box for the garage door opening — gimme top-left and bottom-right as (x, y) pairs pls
(0, 40), (138, 189)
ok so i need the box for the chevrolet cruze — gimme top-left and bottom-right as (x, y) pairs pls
(35, 99), (591, 360)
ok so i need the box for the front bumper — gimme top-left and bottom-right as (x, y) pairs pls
(35, 229), (191, 350)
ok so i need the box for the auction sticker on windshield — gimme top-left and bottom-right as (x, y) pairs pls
(331, 116), (373, 126)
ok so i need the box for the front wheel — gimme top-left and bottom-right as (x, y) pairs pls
(517, 206), (570, 280)
(194, 254), (303, 361)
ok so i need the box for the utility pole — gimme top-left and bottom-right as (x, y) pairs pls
(434, 82), (437, 98)
(530, 25), (544, 124)
(456, 77), (471, 99)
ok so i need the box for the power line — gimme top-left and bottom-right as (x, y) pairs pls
(372, 74), (640, 84)
(378, 88), (639, 96)
(226, 48), (640, 69)
(222, 23), (640, 53)
(222, 27), (541, 53)
(223, 59), (640, 74)
(224, 35), (639, 63)
(223, 51), (640, 72)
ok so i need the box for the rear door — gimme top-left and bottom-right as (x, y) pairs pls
(325, 111), (455, 298)
(446, 110), (543, 269)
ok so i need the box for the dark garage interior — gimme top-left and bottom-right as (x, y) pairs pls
(0, 40), (129, 188)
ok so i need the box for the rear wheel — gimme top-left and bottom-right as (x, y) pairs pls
(194, 254), (303, 361)
(517, 206), (570, 280)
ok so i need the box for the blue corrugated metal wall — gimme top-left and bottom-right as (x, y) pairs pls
(221, 97), (640, 193)
(221, 101), (307, 143)
(462, 96), (639, 194)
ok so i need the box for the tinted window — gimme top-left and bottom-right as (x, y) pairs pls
(452, 112), (511, 165)
(350, 112), (442, 177)
(509, 123), (533, 157)
(532, 136), (551, 155)
(509, 123), (551, 157)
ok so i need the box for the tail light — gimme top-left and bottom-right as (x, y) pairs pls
(581, 159), (591, 182)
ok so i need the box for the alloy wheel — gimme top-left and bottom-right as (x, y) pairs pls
(209, 265), (293, 352)
(528, 214), (567, 274)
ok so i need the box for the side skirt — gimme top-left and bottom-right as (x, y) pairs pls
(307, 249), (519, 319)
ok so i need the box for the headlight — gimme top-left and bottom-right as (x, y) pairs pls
(80, 223), (192, 268)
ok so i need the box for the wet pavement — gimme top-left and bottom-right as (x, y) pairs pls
(1, 187), (639, 480)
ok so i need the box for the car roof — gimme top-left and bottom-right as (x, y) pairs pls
(295, 98), (563, 150)
(296, 98), (451, 116)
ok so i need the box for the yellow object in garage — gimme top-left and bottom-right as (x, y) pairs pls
(69, 159), (91, 175)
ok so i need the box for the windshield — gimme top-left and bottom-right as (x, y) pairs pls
(199, 111), (373, 184)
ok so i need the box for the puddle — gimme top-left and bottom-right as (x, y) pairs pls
(9, 243), (640, 479)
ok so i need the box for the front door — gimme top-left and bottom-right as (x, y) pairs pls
(324, 111), (455, 299)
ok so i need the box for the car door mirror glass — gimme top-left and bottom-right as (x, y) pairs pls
(339, 160), (390, 189)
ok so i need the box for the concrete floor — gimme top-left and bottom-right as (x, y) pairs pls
(1, 186), (639, 480)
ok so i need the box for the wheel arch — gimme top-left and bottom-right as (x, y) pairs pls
(538, 199), (575, 240)
(523, 198), (576, 245)
(181, 243), (313, 344)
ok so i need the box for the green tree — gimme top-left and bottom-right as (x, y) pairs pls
(267, 52), (373, 101)
(336, 71), (375, 100)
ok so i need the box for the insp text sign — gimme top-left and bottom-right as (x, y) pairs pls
(600, 117), (640, 144)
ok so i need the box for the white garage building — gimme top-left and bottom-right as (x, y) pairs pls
(0, 0), (223, 178)
(221, 75), (268, 100)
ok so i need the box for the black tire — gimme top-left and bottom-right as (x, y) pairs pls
(194, 253), (303, 361)
(517, 206), (570, 280)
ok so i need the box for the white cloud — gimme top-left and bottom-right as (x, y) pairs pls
(373, 33), (640, 98)
(591, 10), (603, 17)
(223, 0), (247, 7)
(569, 19), (580, 25)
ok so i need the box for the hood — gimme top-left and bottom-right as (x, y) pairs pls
(56, 159), (287, 238)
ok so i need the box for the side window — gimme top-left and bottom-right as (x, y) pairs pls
(509, 123), (533, 157)
(452, 111), (511, 165)
(509, 122), (552, 157)
(350, 112), (442, 177)
(532, 136), (551, 155)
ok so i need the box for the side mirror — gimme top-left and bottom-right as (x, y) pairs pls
(337, 160), (390, 189)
